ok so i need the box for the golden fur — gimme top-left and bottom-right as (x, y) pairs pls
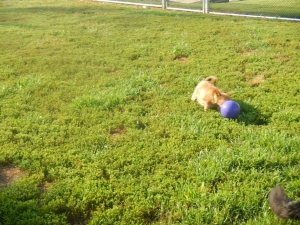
(191, 76), (230, 111)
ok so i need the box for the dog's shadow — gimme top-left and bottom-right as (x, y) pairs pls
(235, 100), (268, 125)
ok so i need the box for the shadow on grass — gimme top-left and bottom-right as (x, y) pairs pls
(235, 100), (268, 126)
(0, 4), (112, 16)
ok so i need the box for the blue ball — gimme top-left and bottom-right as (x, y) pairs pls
(220, 100), (240, 119)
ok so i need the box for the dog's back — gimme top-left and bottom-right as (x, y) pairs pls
(191, 76), (230, 110)
(191, 76), (217, 102)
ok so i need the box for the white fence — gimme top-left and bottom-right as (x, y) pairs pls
(96, 0), (300, 22)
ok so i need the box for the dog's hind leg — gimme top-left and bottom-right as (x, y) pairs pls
(191, 92), (197, 101)
(203, 102), (211, 111)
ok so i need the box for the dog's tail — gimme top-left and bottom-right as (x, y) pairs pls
(205, 76), (217, 84)
(268, 186), (300, 220)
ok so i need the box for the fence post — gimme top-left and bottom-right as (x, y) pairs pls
(162, 0), (167, 9)
(203, 0), (209, 13)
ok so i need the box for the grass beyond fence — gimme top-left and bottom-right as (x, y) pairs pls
(210, 0), (300, 19)
(99, 0), (300, 19)
(0, 0), (300, 224)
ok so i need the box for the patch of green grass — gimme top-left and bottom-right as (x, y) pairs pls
(171, 42), (193, 60)
(0, 0), (300, 224)
(161, 0), (300, 19)
(210, 0), (300, 18)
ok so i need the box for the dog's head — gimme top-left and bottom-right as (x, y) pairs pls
(214, 91), (230, 106)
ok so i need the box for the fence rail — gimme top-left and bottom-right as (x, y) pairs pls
(96, 0), (300, 21)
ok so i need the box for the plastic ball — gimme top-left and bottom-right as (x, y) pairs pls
(220, 100), (240, 119)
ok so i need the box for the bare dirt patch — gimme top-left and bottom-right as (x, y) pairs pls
(39, 181), (54, 193)
(0, 164), (25, 188)
(250, 75), (265, 87)
(178, 56), (188, 62)
(110, 125), (127, 138)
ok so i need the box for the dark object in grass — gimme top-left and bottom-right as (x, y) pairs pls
(268, 186), (300, 220)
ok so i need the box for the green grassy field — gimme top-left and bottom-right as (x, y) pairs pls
(104, 0), (300, 19)
(210, 0), (300, 18)
(0, 0), (300, 224)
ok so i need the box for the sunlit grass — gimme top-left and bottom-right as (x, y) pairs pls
(210, 0), (300, 18)
(0, 0), (299, 224)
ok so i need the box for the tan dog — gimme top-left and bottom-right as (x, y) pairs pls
(191, 76), (230, 111)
